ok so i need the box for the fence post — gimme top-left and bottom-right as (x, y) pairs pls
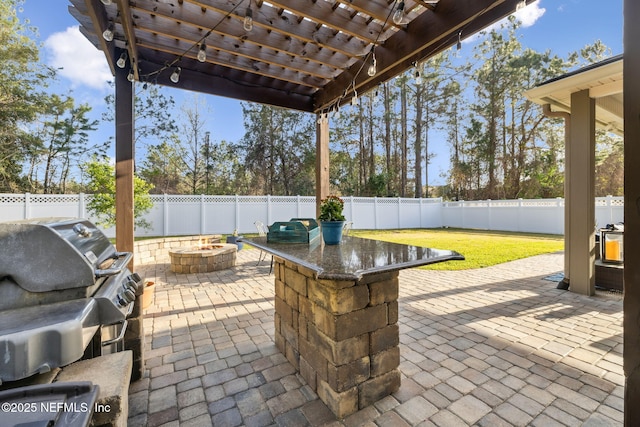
(163, 194), (169, 236)
(487, 199), (492, 230)
(420, 198), (424, 228)
(297, 195), (301, 218)
(606, 195), (613, 224)
(200, 194), (206, 234)
(517, 198), (523, 232)
(557, 197), (564, 234)
(397, 197), (402, 228)
(374, 197), (379, 229)
(24, 192), (30, 219)
(267, 194), (272, 226)
(79, 193), (85, 218)
(235, 194), (240, 233)
(349, 196), (354, 224)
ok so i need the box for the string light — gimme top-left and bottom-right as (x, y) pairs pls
(351, 89), (358, 106)
(138, 0), (249, 84)
(102, 22), (114, 42)
(197, 42), (207, 62)
(414, 70), (422, 85)
(456, 31), (462, 51)
(244, 1), (254, 32)
(170, 67), (181, 83)
(367, 49), (377, 77)
(127, 69), (135, 82)
(516, 0), (526, 10)
(117, 51), (128, 68)
(100, 0), (113, 5)
(393, 1), (405, 25)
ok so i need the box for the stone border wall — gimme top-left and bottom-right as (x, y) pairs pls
(134, 235), (222, 266)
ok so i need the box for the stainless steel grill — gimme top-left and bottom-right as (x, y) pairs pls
(0, 218), (142, 384)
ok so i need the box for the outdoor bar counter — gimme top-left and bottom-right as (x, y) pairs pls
(243, 235), (463, 418)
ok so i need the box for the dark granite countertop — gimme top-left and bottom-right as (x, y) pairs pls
(241, 236), (464, 280)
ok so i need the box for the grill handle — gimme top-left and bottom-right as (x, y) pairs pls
(95, 252), (133, 277)
(102, 319), (128, 346)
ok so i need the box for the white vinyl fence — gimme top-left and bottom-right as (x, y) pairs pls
(0, 193), (624, 238)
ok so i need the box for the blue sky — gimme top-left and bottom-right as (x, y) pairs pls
(19, 0), (623, 187)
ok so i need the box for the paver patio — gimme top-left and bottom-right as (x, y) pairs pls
(130, 248), (623, 426)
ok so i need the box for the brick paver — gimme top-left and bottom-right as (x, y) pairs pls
(131, 248), (623, 426)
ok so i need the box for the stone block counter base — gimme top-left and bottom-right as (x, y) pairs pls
(243, 236), (463, 418)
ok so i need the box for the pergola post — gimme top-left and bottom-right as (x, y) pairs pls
(316, 114), (330, 217)
(624, 0), (640, 422)
(567, 90), (596, 296)
(114, 65), (135, 268)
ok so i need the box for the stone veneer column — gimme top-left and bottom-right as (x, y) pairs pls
(273, 257), (400, 418)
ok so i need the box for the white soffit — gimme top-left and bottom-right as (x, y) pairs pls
(525, 57), (623, 135)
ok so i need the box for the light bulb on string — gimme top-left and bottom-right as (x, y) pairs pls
(393, 1), (405, 25)
(197, 42), (207, 62)
(367, 51), (377, 77)
(456, 31), (462, 52)
(102, 23), (114, 42)
(170, 67), (181, 83)
(351, 89), (358, 106)
(100, 0), (112, 5)
(516, 0), (526, 11)
(414, 70), (422, 85)
(244, 3), (253, 32)
(117, 51), (128, 69)
(127, 69), (135, 82)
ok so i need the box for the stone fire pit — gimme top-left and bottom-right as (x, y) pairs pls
(169, 243), (237, 274)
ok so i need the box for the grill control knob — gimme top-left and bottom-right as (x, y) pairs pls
(73, 223), (91, 237)
(125, 279), (139, 292)
(129, 273), (142, 283)
(122, 289), (136, 304)
(117, 295), (127, 307)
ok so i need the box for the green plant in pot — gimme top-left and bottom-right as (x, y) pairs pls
(318, 195), (346, 245)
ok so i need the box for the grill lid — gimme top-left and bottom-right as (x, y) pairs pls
(0, 218), (116, 292)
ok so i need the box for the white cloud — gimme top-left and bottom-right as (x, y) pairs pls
(44, 26), (112, 91)
(514, 1), (546, 27)
(464, 1), (546, 44)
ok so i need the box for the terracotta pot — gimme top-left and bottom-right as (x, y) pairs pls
(142, 281), (156, 310)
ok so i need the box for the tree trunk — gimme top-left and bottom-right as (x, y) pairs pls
(414, 86), (423, 198)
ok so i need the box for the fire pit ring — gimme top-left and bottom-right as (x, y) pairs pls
(169, 243), (237, 274)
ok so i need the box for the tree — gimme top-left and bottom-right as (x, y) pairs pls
(0, 0), (55, 191)
(239, 103), (315, 195)
(138, 141), (186, 194)
(84, 156), (154, 230)
(176, 96), (209, 194)
(25, 95), (101, 193)
(595, 131), (623, 196)
(103, 82), (178, 162)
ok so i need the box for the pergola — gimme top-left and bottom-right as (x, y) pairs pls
(68, 0), (640, 424)
(68, 0), (533, 251)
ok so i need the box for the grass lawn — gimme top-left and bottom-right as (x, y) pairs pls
(350, 228), (564, 270)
